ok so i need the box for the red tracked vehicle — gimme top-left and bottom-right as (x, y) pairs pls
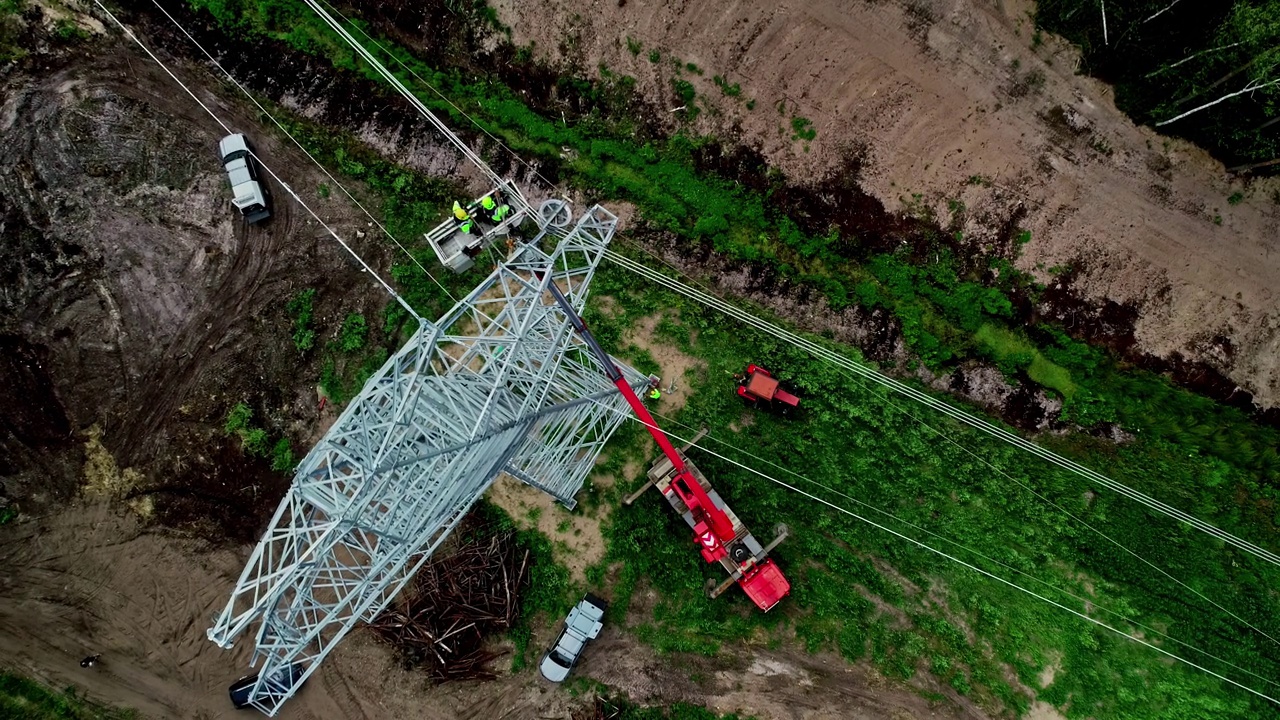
(736, 364), (800, 414)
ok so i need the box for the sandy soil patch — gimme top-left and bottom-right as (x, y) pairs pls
(485, 472), (609, 584)
(622, 313), (705, 413)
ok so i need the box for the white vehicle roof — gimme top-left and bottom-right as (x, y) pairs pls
(219, 133), (250, 160)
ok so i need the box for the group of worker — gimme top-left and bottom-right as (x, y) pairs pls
(452, 192), (512, 236)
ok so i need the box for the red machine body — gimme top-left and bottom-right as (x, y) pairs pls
(736, 364), (800, 411)
(545, 281), (791, 612)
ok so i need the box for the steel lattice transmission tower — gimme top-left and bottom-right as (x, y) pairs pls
(207, 203), (648, 715)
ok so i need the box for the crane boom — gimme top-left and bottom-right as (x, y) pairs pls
(545, 279), (790, 611)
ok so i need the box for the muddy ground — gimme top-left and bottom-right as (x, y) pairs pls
(495, 0), (1280, 411)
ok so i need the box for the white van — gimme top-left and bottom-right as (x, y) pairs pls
(218, 134), (271, 224)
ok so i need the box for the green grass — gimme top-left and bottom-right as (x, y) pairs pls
(225, 402), (290, 467)
(581, 263), (1280, 719)
(0, 674), (134, 720)
(975, 324), (1076, 397)
(285, 288), (317, 352)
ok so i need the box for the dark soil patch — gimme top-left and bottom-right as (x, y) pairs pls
(0, 335), (72, 455)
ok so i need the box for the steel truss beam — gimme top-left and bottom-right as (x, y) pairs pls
(207, 204), (646, 715)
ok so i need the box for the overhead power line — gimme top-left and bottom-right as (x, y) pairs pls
(93, 0), (420, 320)
(602, 249), (1280, 569)
(146, 0), (457, 303)
(556, 382), (1280, 706)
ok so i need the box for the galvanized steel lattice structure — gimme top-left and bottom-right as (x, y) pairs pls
(207, 204), (647, 715)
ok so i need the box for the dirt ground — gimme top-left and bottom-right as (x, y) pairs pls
(23, 0), (1272, 715)
(0, 498), (1006, 720)
(495, 0), (1280, 410)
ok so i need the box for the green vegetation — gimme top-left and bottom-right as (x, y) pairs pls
(586, 696), (749, 720)
(1229, 190), (1246, 205)
(225, 403), (290, 468)
(626, 36), (642, 56)
(338, 312), (368, 352)
(0, 673), (134, 720)
(0, 0), (28, 63)
(789, 116), (816, 141)
(0, 504), (16, 525)
(53, 18), (87, 43)
(583, 265), (1280, 719)
(1037, 0), (1280, 169)
(286, 288), (317, 352)
(670, 78), (698, 120)
(648, 48), (661, 63)
(270, 437), (295, 472)
(712, 74), (741, 97)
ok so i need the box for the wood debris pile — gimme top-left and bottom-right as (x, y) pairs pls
(370, 526), (529, 682)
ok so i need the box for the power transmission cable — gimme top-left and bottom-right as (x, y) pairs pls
(295, 0), (1276, 648)
(602, 246), (1280, 645)
(299, 0), (504, 189)
(601, 249), (1280, 569)
(629, 401), (1280, 691)
(93, 0), (421, 321)
(312, 0), (569, 200)
(552, 382), (1280, 705)
(147, 0), (457, 303)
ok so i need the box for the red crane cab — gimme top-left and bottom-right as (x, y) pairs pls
(736, 364), (800, 413)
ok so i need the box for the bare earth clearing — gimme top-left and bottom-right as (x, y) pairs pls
(497, 0), (1280, 408)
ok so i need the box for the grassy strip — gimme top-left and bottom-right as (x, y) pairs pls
(0, 674), (135, 720)
(583, 263), (1278, 719)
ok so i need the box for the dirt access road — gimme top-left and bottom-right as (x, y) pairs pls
(497, 0), (1280, 409)
(0, 500), (993, 720)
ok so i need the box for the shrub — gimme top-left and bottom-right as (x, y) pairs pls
(286, 289), (317, 352)
(271, 438), (295, 472)
(242, 428), (270, 457)
(338, 313), (368, 353)
(224, 403), (253, 434)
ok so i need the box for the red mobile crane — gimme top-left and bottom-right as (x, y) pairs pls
(546, 281), (791, 611)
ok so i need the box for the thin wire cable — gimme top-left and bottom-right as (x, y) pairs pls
(313, 0), (567, 200)
(625, 400), (1280, 690)
(553, 383), (1280, 705)
(147, 0), (457, 303)
(604, 248), (1280, 646)
(603, 249), (1280, 569)
(94, 0), (421, 321)
(299, 0), (502, 188)
(299, 0), (1275, 643)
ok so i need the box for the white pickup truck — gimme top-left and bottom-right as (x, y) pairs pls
(218, 134), (271, 224)
(539, 593), (607, 682)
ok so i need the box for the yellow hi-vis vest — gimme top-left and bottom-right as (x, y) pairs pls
(452, 201), (469, 220)
(481, 196), (496, 211)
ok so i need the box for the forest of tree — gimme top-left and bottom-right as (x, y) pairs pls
(1037, 0), (1280, 172)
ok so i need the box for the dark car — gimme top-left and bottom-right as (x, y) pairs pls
(229, 662), (305, 709)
